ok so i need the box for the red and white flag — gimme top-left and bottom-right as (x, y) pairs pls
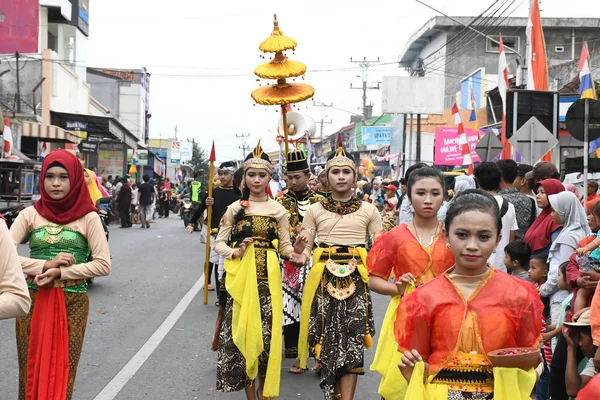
(451, 103), (474, 174)
(498, 34), (510, 114)
(498, 34), (512, 159)
(3, 115), (13, 155)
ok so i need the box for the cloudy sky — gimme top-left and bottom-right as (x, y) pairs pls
(87, 0), (593, 163)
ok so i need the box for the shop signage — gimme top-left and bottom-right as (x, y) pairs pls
(78, 140), (98, 154)
(434, 127), (482, 166)
(361, 126), (392, 145)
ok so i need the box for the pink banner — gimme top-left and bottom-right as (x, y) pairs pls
(434, 127), (482, 166)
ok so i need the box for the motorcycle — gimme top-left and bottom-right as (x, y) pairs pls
(88, 197), (111, 285)
(0, 204), (26, 228)
(180, 196), (194, 228)
(170, 196), (183, 215)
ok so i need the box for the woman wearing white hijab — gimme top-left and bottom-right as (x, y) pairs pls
(437, 175), (477, 222)
(544, 191), (591, 350)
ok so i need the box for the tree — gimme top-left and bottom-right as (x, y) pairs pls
(185, 139), (209, 174)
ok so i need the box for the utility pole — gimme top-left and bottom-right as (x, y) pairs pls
(350, 56), (380, 120)
(313, 102), (333, 141)
(15, 52), (21, 114)
(236, 133), (250, 159)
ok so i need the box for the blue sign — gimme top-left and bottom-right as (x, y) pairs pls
(362, 126), (392, 145)
(559, 95), (579, 122)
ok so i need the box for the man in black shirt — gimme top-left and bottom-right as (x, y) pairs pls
(188, 161), (240, 293)
(137, 174), (156, 229)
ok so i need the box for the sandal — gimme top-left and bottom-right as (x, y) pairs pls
(288, 364), (306, 374)
(313, 361), (322, 376)
(207, 284), (215, 291)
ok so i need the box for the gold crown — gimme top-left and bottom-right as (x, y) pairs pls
(326, 146), (355, 172)
(252, 140), (264, 159)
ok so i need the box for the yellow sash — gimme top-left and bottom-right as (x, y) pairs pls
(404, 361), (536, 399)
(298, 247), (369, 370)
(224, 242), (283, 398)
(370, 282), (416, 399)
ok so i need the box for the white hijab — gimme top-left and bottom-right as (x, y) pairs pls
(548, 191), (592, 252)
(453, 175), (476, 196)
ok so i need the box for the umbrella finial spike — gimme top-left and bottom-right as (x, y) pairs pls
(273, 13), (280, 31)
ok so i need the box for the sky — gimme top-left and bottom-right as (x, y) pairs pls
(86, 0), (596, 163)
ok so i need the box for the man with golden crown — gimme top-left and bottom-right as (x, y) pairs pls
(291, 145), (384, 400)
(276, 149), (323, 373)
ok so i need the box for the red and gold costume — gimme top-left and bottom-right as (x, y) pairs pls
(367, 224), (454, 399)
(395, 267), (543, 399)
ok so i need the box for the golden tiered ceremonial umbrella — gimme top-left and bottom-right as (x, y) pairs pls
(251, 14), (315, 155)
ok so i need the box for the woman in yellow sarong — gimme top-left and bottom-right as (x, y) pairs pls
(214, 142), (304, 400)
(367, 166), (454, 400)
(397, 189), (543, 400)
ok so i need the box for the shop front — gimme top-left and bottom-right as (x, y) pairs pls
(50, 111), (139, 178)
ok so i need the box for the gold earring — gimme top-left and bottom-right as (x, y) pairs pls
(446, 242), (451, 248)
(493, 248), (497, 254)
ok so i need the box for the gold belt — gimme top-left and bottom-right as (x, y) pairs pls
(27, 277), (86, 288)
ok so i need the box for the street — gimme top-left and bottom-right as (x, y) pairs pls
(0, 217), (387, 400)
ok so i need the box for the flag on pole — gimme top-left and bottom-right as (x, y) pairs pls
(3, 115), (13, 156)
(526, 0), (548, 91)
(468, 84), (480, 137)
(40, 141), (50, 161)
(452, 103), (474, 175)
(579, 42), (596, 100)
(498, 34), (512, 160)
(580, 41), (600, 153)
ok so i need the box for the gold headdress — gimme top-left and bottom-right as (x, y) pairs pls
(243, 141), (273, 173)
(325, 145), (356, 172)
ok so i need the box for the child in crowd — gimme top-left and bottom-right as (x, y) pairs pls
(382, 200), (397, 232)
(542, 262), (574, 345)
(504, 240), (532, 281)
(529, 253), (553, 400)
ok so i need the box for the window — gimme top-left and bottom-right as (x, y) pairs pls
(486, 35), (520, 53)
(0, 13), (5, 22)
(555, 46), (565, 53)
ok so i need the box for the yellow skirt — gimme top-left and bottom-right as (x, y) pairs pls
(404, 362), (537, 400)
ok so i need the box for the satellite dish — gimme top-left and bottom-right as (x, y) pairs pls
(278, 112), (317, 139)
(565, 99), (600, 142)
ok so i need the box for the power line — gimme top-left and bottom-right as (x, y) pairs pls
(349, 56), (381, 119)
(236, 133), (250, 159)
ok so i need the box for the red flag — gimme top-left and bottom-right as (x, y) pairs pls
(336, 132), (343, 149)
(526, 0), (548, 91)
(209, 140), (216, 162)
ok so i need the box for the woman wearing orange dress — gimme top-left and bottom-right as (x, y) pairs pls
(397, 189), (543, 400)
(367, 167), (454, 399)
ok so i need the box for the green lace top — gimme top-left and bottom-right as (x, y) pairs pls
(27, 224), (90, 293)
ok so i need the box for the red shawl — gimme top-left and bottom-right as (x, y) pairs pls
(34, 150), (96, 225)
(29, 150), (94, 399)
(523, 178), (564, 253)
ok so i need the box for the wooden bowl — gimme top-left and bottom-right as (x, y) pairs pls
(487, 347), (541, 370)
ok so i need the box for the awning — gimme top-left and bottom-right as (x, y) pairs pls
(21, 121), (81, 144)
(50, 111), (139, 149)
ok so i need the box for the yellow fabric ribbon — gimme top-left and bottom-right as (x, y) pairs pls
(371, 282), (416, 400)
(403, 361), (536, 399)
(298, 247), (369, 370)
(224, 242), (283, 398)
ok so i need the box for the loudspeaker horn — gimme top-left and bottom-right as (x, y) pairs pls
(278, 112), (317, 139)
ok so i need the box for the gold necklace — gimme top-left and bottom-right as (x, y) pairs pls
(412, 220), (439, 247)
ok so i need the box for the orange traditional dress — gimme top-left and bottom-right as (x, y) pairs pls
(395, 267), (543, 399)
(367, 224), (454, 399)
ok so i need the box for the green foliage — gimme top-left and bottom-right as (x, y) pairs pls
(186, 139), (209, 173)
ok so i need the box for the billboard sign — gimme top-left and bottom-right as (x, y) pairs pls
(180, 142), (193, 161)
(0, 0), (39, 54)
(434, 127), (482, 166)
(170, 141), (181, 166)
(382, 76), (445, 114)
(69, 0), (89, 36)
(361, 126), (392, 145)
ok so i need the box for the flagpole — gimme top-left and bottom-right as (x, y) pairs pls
(203, 141), (216, 305)
(584, 99), (589, 207)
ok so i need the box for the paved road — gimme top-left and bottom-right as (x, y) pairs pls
(0, 217), (389, 399)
